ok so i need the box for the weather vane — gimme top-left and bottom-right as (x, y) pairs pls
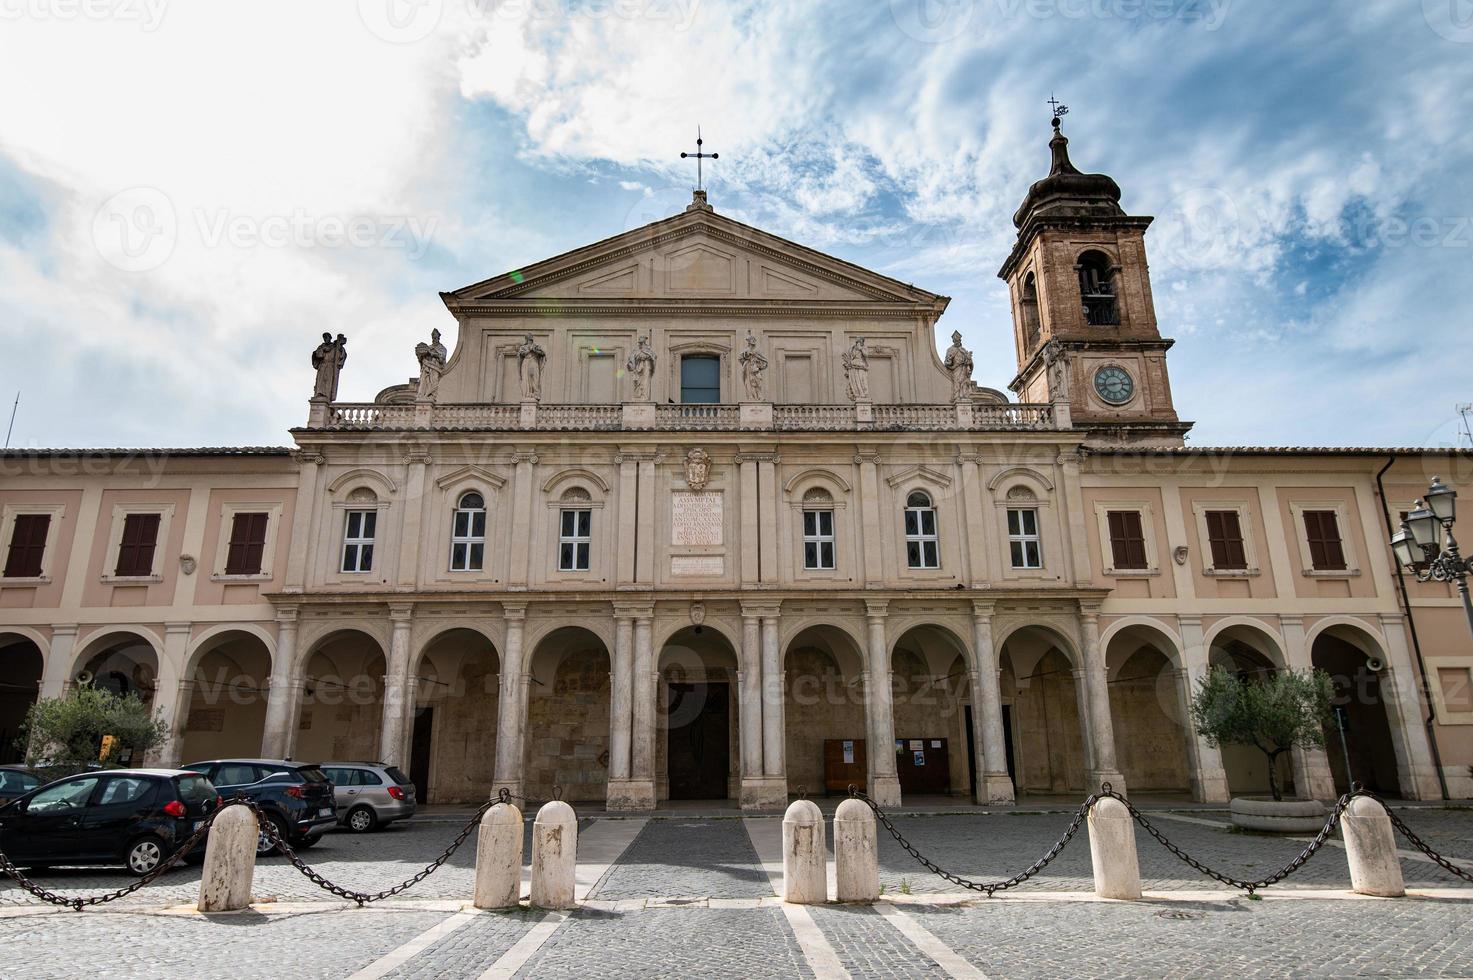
(1048, 95), (1069, 123)
(680, 126), (718, 191)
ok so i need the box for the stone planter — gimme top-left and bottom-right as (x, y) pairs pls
(1229, 797), (1330, 833)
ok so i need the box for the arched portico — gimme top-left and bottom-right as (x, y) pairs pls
(178, 628), (275, 765)
(524, 626), (611, 804)
(890, 624), (971, 800)
(999, 625), (1085, 796)
(659, 625), (740, 802)
(782, 624), (866, 801)
(294, 629), (387, 766)
(1204, 622), (1291, 797)
(409, 628), (501, 804)
(1103, 622), (1192, 797)
(0, 632), (45, 764)
(1309, 621), (1400, 795)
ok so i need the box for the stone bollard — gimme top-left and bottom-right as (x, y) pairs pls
(782, 799), (827, 904)
(1087, 797), (1142, 900)
(197, 804), (258, 913)
(834, 798), (879, 903)
(1341, 796), (1405, 897)
(473, 801), (524, 909)
(530, 800), (577, 910)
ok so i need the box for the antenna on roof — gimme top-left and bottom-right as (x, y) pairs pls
(1457, 403), (1473, 449)
(3, 392), (16, 449)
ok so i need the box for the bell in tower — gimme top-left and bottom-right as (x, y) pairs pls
(998, 109), (1191, 447)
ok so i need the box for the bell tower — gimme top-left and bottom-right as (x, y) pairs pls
(998, 113), (1190, 446)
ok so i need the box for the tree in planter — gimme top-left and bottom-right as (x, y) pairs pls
(1189, 666), (1335, 802)
(20, 683), (167, 773)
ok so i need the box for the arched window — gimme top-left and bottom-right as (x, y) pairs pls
(1021, 272), (1042, 349)
(341, 489), (377, 573)
(558, 488), (592, 571)
(801, 488), (835, 570)
(904, 491), (939, 569)
(450, 491), (486, 571)
(1077, 250), (1118, 326)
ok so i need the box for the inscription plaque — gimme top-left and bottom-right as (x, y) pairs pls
(671, 555), (724, 577)
(672, 492), (724, 547)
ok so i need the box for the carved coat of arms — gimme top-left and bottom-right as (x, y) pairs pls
(684, 448), (711, 491)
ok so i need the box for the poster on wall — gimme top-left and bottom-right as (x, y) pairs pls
(913, 751), (926, 766)
(842, 740), (855, 764)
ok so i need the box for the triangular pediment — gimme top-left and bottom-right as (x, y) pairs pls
(443, 201), (948, 311)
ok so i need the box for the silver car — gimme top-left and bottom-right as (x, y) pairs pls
(320, 762), (417, 833)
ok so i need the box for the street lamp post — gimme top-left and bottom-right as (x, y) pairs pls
(1390, 476), (1473, 638)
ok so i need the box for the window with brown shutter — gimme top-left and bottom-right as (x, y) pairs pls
(1303, 509), (1347, 571)
(224, 512), (270, 575)
(1106, 510), (1148, 570)
(4, 513), (51, 578)
(114, 513), (161, 577)
(1204, 510), (1248, 570)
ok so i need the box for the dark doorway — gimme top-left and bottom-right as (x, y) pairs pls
(666, 682), (730, 799)
(964, 706), (976, 798)
(0, 641), (44, 765)
(1002, 704), (1017, 781)
(964, 705), (1019, 797)
(1314, 635), (1400, 795)
(409, 706), (434, 803)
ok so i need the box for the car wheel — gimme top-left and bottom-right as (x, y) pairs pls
(256, 813), (289, 858)
(126, 836), (166, 877)
(346, 806), (378, 833)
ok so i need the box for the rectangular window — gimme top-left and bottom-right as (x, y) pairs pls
(1106, 510), (1148, 570)
(114, 513), (161, 577)
(802, 509), (836, 570)
(1007, 508), (1042, 569)
(1204, 509), (1248, 570)
(559, 508), (591, 571)
(450, 504), (486, 572)
(4, 513), (51, 578)
(224, 512), (270, 576)
(1303, 509), (1347, 571)
(341, 509), (376, 573)
(679, 354), (721, 404)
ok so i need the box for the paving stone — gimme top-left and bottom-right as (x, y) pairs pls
(381, 908), (544, 980)
(808, 905), (949, 979)
(589, 818), (773, 899)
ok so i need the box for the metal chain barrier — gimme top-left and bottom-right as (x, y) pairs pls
(1373, 792), (1473, 884)
(848, 784), (1099, 897)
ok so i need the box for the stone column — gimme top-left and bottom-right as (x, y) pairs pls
(610, 613), (634, 781)
(1377, 614), (1442, 800)
(864, 601), (901, 806)
(378, 604), (415, 770)
(1177, 616), (1229, 802)
(1078, 608), (1126, 794)
(260, 609), (299, 759)
(760, 612), (784, 780)
(493, 605), (527, 800)
(622, 608), (656, 808)
(147, 623), (193, 768)
(1282, 615), (1336, 800)
(970, 602), (1014, 804)
(39, 624), (78, 699)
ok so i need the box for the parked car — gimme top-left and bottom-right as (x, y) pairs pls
(320, 762), (417, 832)
(0, 768), (220, 876)
(0, 766), (47, 807)
(182, 759), (337, 857)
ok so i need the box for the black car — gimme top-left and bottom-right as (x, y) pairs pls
(0, 766), (47, 807)
(0, 768), (220, 876)
(182, 759), (337, 857)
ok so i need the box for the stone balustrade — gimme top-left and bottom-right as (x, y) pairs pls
(315, 401), (1056, 433)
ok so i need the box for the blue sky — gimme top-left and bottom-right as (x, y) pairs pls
(1, 0), (1471, 449)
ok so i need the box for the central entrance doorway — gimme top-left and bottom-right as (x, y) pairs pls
(666, 682), (730, 800)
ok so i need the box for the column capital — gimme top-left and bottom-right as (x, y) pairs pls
(388, 602), (415, 623)
(733, 452), (780, 465)
(1176, 614), (1203, 630)
(403, 450), (432, 466)
(740, 599), (782, 619)
(970, 598), (996, 621)
(1279, 614), (1305, 629)
(50, 623), (79, 638)
(511, 451), (539, 466)
(1077, 599), (1103, 621)
(956, 452), (983, 466)
(501, 601), (528, 622)
(612, 600), (652, 620)
(275, 604), (301, 625)
(1376, 612), (1407, 629)
(864, 598), (890, 619)
(853, 452), (882, 466)
(164, 622), (193, 636)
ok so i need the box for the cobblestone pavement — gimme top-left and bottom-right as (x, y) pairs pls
(0, 806), (1469, 978)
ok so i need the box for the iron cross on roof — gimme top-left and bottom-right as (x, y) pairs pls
(1048, 95), (1069, 120)
(680, 127), (718, 191)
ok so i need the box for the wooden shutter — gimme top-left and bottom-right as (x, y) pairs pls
(4, 513), (51, 578)
(1303, 510), (1347, 570)
(115, 513), (161, 577)
(1204, 510), (1248, 570)
(225, 512), (269, 575)
(1107, 510), (1148, 569)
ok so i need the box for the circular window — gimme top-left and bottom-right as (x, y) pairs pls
(1093, 366), (1135, 405)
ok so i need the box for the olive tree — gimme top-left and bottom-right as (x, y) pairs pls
(1189, 667), (1335, 801)
(20, 683), (167, 771)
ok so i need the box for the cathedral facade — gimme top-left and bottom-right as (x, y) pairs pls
(1, 122), (1469, 809)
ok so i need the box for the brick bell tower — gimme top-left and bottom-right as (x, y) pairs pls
(998, 112), (1191, 446)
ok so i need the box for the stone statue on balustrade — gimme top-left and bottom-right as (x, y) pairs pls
(738, 332), (768, 401)
(943, 330), (974, 403)
(311, 332), (348, 401)
(517, 333), (546, 402)
(841, 336), (870, 403)
(414, 328), (448, 401)
(626, 336), (656, 402)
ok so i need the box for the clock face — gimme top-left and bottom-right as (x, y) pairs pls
(1093, 366), (1134, 405)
